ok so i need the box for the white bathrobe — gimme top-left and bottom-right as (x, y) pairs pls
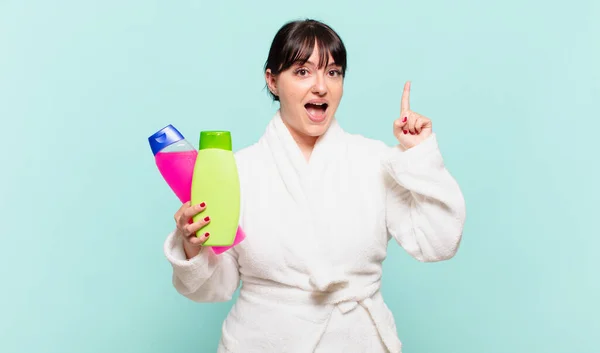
(164, 111), (466, 353)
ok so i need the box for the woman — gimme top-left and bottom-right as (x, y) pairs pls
(164, 19), (466, 353)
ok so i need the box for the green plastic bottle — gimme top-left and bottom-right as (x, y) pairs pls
(190, 131), (241, 246)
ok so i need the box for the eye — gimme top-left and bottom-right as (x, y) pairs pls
(328, 69), (342, 77)
(295, 68), (309, 76)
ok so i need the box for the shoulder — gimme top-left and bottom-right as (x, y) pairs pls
(233, 141), (271, 176)
(342, 130), (392, 159)
(234, 142), (262, 164)
(234, 142), (260, 160)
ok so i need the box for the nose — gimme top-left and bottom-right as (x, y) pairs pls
(311, 73), (327, 96)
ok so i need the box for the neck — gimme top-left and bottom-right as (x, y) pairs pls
(293, 131), (318, 161)
(281, 119), (318, 162)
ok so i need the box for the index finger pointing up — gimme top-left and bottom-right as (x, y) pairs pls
(401, 81), (411, 113)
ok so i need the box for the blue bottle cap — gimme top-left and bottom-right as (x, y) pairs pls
(148, 124), (185, 155)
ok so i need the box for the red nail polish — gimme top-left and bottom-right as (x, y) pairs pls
(402, 117), (407, 122)
(204, 216), (210, 222)
(403, 130), (408, 134)
(204, 232), (210, 237)
(200, 202), (206, 207)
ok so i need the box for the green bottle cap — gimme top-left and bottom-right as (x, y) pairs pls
(199, 131), (232, 151)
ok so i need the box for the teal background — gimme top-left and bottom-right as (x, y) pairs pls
(1, 0), (598, 352)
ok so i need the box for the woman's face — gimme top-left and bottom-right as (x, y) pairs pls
(265, 44), (344, 140)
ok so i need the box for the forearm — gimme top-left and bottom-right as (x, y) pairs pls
(383, 133), (466, 261)
(164, 230), (241, 302)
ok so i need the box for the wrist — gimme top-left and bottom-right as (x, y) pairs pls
(181, 236), (203, 259)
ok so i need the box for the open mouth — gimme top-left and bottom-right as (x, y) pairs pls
(304, 102), (328, 122)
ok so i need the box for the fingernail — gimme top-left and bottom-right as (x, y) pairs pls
(204, 232), (210, 237)
(204, 216), (210, 222)
(410, 131), (414, 135)
(199, 202), (206, 208)
(403, 130), (408, 134)
(402, 117), (407, 122)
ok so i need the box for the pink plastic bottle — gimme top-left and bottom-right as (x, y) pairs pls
(148, 124), (245, 254)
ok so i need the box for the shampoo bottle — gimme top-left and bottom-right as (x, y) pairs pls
(149, 124), (196, 203)
(148, 125), (245, 253)
(190, 131), (240, 247)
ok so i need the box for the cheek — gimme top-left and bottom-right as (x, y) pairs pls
(279, 80), (310, 102)
(329, 83), (344, 103)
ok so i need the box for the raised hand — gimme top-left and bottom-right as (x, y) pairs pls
(393, 81), (433, 149)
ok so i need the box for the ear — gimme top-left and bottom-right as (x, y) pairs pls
(265, 69), (278, 96)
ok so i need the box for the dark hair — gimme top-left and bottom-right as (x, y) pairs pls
(264, 19), (348, 101)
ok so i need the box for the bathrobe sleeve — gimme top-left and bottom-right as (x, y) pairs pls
(382, 133), (466, 262)
(163, 230), (240, 302)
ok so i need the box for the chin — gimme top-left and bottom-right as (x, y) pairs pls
(303, 118), (332, 137)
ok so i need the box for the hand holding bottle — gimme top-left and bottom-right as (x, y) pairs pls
(174, 201), (211, 259)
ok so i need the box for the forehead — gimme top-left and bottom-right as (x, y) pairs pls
(296, 43), (338, 66)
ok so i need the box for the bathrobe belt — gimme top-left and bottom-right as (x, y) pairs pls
(242, 275), (403, 353)
(309, 274), (403, 353)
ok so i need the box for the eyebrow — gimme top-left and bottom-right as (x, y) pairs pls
(298, 59), (339, 67)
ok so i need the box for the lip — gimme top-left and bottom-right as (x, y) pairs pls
(304, 99), (329, 123)
(306, 99), (329, 105)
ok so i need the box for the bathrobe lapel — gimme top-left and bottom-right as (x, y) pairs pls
(262, 111), (356, 290)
